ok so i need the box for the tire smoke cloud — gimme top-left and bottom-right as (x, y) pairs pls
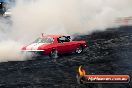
(0, 0), (132, 62)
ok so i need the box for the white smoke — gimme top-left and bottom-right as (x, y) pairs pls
(0, 0), (132, 62)
(0, 40), (30, 62)
(11, 0), (132, 39)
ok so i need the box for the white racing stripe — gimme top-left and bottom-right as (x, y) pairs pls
(26, 43), (45, 50)
(22, 50), (44, 51)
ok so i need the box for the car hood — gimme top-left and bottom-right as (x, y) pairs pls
(24, 43), (49, 51)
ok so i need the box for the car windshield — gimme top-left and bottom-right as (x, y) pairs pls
(33, 37), (53, 43)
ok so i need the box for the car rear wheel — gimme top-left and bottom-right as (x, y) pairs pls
(49, 49), (58, 59)
(75, 46), (83, 54)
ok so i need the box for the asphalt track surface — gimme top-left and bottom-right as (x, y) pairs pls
(0, 26), (132, 88)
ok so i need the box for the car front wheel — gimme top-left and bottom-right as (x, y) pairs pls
(49, 49), (58, 59)
(75, 46), (83, 54)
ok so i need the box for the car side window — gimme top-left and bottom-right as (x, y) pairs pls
(58, 36), (70, 43)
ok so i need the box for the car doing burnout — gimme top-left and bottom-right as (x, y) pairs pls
(21, 34), (87, 58)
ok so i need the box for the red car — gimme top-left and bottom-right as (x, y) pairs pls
(21, 34), (87, 58)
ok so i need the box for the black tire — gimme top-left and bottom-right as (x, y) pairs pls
(75, 46), (83, 54)
(49, 49), (58, 59)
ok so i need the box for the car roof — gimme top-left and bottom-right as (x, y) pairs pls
(42, 35), (65, 38)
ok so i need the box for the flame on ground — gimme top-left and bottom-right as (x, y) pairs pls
(78, 66), (86, 76)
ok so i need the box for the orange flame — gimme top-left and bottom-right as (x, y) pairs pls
(78, 66), (86, 76)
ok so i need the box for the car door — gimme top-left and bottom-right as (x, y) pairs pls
(63, 36), (78, 52)
(57, 36), (70, 54)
